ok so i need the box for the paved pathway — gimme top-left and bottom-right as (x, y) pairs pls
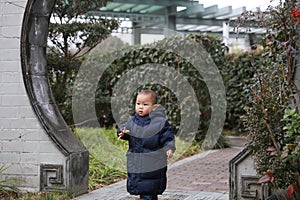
(73, 136), (246, 200)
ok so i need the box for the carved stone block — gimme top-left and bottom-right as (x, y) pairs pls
(40, 164), (65, 191)
(229, 148), (270, 200)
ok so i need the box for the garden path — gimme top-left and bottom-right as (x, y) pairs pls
(73, 136), (246, 200)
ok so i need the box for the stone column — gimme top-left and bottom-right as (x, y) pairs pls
(222, 21), (229, 46)
(166, 6), (176, 31)
(132, 23), (141, 45)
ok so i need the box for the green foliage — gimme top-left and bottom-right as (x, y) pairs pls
(0, 165), (22, 198)
(76, 33), (229, 146)
(283, 109), (300, 144)
(88, 154), (127, 190)
(74, 128), (127, 189)
(280, 109), (300, 180)
(47, 1), (265, 152)
(241, 0), (300, 194)
(221, 52), (262, 131)
(47, 0), (119, 125)
(59, 31), (265, 136)
(49, 0), (119, 56)
(75, 128), (128, 171)
(14, 191), (73, 200)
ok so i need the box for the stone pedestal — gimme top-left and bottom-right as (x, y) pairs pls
(229, 148), (270, 200)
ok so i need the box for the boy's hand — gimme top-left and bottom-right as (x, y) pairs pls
(118, 127), (129, 140)
(166, 150), (173, 159)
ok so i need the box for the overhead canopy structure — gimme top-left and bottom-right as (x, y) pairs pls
(87, 0), (264, 44)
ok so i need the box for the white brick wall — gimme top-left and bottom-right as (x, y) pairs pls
(0, 0), (66, 192)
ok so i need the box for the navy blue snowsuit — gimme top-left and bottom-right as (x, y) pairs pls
(117, 108), (175, 195)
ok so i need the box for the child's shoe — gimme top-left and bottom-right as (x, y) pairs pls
(135, 196), (158, 200)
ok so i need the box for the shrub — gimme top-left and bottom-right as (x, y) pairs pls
(74, 33), (229, 147)
(241, 0), (300, 197)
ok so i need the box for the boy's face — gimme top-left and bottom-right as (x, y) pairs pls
(135, 93), (155, 116)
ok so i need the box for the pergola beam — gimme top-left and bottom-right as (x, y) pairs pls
(217, 6), (246, 19)
(88, 11), (165, 22)
(177, 4), (204, 17)
(176, 17), (224, 26)
(201, 5), (219, 17)
(202, 6), (232, 19)
(109, 0), (199, 7)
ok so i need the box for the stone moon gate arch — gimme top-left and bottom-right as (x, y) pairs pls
(20, 0), (88, 195)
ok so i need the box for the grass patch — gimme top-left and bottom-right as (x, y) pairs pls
(11, 191), (72, 200)
(74, 128), (128, 190)
(88, 154), (126, 191)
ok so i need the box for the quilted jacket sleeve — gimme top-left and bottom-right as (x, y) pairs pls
(159, 121), (176, 152)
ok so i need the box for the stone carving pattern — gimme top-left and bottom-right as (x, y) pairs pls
(241, 175), (259, 198)
(40, 164), (65, 191)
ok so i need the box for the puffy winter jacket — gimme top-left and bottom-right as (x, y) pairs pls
(117, 108), (175, 195)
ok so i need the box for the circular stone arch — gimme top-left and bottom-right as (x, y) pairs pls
(20, 0), (89, 195)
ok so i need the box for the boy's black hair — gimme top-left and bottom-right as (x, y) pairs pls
(138, 89), (158, 104)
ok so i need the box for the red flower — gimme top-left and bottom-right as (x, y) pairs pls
(290, 8), (300, 24)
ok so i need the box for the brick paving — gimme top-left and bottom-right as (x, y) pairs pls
(167, 148), (242, 193)
(74, 136), (246, 200)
